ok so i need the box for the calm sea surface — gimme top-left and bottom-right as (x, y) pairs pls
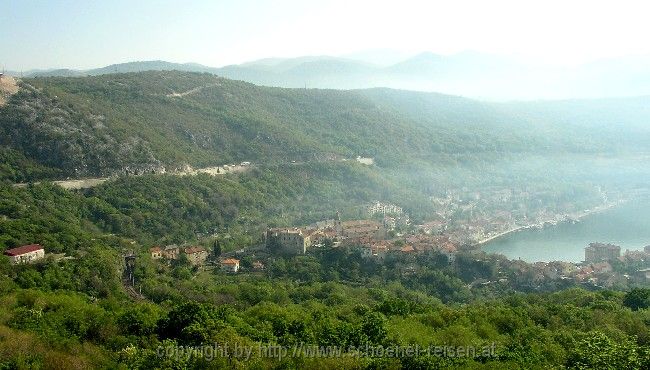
(483, 200), (650, 262)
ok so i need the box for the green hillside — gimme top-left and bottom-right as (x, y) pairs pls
(3, 71), (646, 181)
(2, 71), (650, 370)
(1, 178), (649, 369)
(4, 71), (440, 178)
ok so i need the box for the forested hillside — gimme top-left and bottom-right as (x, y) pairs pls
(2, 71), (650, 369)
(2, 71), (437, 178)
(2, 70), (650, 247)
(3, 71), (648, 181)
(1, 178), (649, 369)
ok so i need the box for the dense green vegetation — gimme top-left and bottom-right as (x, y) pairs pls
(2, 71), (650, 369)
(0, 147), (61, 183)
(0, 172), (648, 368)
(0, 161), (432, 252)
(3, 71), (649, 181)
(0, 157), (610, 257)
(1, 241), (649, 369)
(1, 71), (435, 177)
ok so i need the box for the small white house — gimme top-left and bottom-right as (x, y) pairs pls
(4, 244), (45, 264)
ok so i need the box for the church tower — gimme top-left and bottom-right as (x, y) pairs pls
(334, 211), (342, 236)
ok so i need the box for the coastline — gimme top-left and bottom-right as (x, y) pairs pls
(473, 225), (526, 246)
(473, 199), (627, 247)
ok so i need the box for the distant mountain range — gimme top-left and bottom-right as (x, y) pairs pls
(8, 52), (650, 100)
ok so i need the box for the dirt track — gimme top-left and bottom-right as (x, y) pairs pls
(53, 178), (111, 189)
(165, 83), (220, 98)
(0, 76), (19, 106)
(12, 164), (251, 190)
(11, 155), (372, 191)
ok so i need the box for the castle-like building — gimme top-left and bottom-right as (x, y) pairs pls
(585, 243), (620, 262)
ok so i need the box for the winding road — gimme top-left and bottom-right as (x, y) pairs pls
(12, 163), (252, 190)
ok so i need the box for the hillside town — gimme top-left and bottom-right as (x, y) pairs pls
(423, 186), (634, 246)
(129, 198), (649, 290)
(6, 199), (650, 291)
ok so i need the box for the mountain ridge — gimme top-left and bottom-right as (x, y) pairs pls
(2, 70), (650, 183)
(10, 52), (650, 100)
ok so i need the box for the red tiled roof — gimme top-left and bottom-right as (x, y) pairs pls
(400, 245), (415, 253)
(342, 220), (381, 229)
(440, 242), (457, 253)
(184, 246), (206, 254)
(4, 244), (43, 256)
(150, 246), (162, 253)
(222, 258), (239, 265)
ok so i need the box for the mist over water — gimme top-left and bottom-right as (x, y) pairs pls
(483, 198), (650, 262)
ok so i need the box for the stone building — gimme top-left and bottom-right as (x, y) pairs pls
(585, 243), (620, 262)
(162, 245), (180, 260)
(4, 244), (45, 264)
(150, 246), (163, 259)
(184, 246), (208, 266)
(266, 228), (312, 254)
(340, 220), (385, 245)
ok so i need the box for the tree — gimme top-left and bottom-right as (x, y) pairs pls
(212, 240), (222, 258)
(623, 288), (650, 311)
(240, 256), (253, 269)
(567, 331), (642, 369)
(157, 301), (218, 344)
(118, 303), (162, 336)
(360, 312), (387, 345)
(323, 238), (334, 249)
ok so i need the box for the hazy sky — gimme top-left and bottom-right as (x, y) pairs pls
(2, 0), (649, 70)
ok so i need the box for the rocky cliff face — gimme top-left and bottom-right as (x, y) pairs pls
(0, 82), (163, 178)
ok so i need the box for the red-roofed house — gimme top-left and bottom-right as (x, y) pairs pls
(162, 245), (180, 260)
(184, 246), (208, 266)
(221, 258), (240, 273)
(4, 244), (45, 264)
(341, 220), (384, 241)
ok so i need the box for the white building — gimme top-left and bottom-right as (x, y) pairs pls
(367, 202), (403, 216)
(221, 258), (240, 273)
(4, 244), (45, 264)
